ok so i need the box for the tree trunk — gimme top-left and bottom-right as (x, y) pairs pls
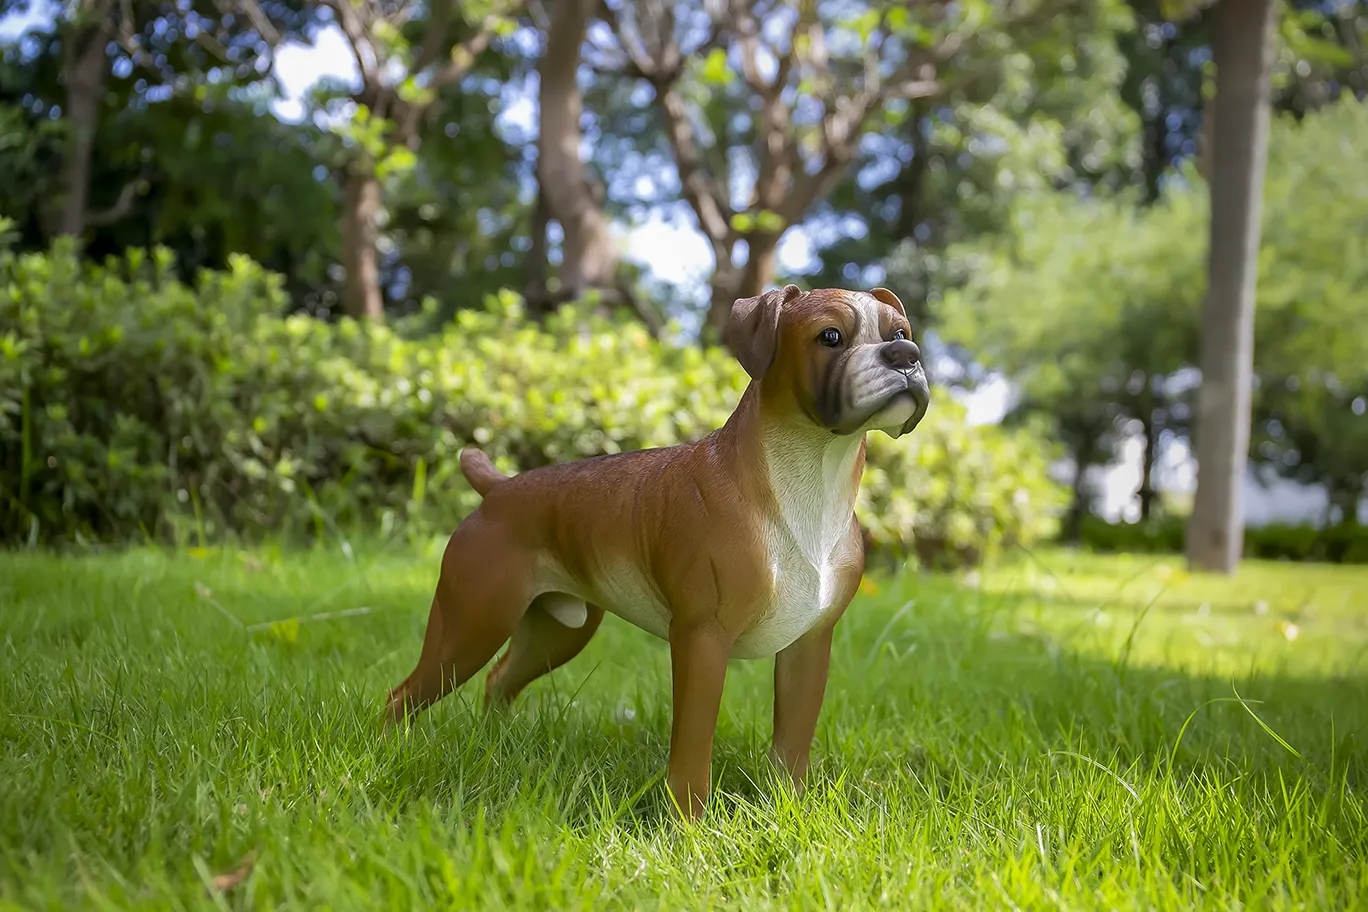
(56, 19), (111, 239)
(340, 167), (384, 320)
(1063, 440), (1093, 546)
(894, 106), (929, 239)
(537, 0), (618, 298)
(1063, 482), (1088, 546)
(707, 232), (780, 334)
(1137, 405), (1161, 521)
(707, 261), (738, 340)
(524, 182), (551, 313)
(1186, 0), (1277, 574)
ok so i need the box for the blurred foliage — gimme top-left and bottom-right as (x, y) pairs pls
(939, 97), (1368, 525)
(817, 0), (1144, 319)
(378, 80), (531, 320)
(861, 404), (1068, 570)
(1, 0), (1363, 325)
(0, 241), (1064, 565)
(939, 178), (1206, 523)
(1251, 96), (1368, 519)
(0, 1), (531, 317)
(820, 0), (1366, 327)
(1079, 515), (1368, 564)
(0, 5), (339, 305)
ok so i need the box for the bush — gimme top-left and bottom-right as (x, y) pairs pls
(1077, 515), (1368, 564)
(860, 406), (1066, 569)
(1076, 515), (1187, 555)
(0, 242), (1066, 566)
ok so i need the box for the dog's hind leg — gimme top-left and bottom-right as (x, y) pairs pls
(484, 596), (605, 707)
(385, 517), (535, 723)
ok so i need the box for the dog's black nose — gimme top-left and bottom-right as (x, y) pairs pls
(880, 338), (921, 370)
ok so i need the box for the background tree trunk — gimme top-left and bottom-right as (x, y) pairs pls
(537, 0), (618, 298)
(1186, 0), (1277, 573)
(893, 107), (929, 239)
(1138, 405), (1161, 521)
(57, 17), (112, 238)
(707, 257), (738, 338)
(706, 232), (780, 333)
(341, 167), (384, 320)
(1064, 454), (1092, 545)
(524, 183), (551, 312)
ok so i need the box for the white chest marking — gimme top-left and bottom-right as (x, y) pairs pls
(733, 426), (862, 659)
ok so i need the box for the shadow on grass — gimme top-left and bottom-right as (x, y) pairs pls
(348, 570), (1367, 840)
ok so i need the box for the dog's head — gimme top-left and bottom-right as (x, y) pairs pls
(727, 284), (929, 438)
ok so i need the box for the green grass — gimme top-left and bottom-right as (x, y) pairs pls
(2, 541), (1365, 909)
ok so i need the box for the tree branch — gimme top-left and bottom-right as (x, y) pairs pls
(232, 0), (282, 47)
(410, 0), (455, 75)
(114, 0), (159, 72)
(630, 0), (679, 75)
(738, 0), (803, 211)
(600, 0), (659, 77)
(603, 0), (734, 241)
(428, 25), (499, 89)
(191, 26), (233, 62)
(657, 85), (733, 244)
(85, 176), (141, 227)
(326, 0), (380, 82)
(773, 0), (1071, 225)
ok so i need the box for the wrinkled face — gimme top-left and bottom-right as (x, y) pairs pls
(728, 285), (930, 438)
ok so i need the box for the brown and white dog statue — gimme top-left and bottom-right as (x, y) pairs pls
(385, 284), (930, 818)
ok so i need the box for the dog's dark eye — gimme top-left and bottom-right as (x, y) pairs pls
(818, 327), (842, 347)
(892, 328), (908, 341)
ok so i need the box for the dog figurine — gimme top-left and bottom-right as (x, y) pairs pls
(386, 285), (929, 818)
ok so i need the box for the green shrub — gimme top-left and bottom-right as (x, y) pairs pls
(1076, 515), (1368, 564)
(1076, 515), (1187, 555)
(861, 406), (1067, 569)
(0, 242), (1066, 565)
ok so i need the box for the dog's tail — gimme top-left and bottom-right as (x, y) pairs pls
(459, 448), (510, 497)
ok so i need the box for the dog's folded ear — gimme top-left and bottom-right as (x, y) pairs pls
(727, 284), (802, 379)
(869, 287), (907, 320)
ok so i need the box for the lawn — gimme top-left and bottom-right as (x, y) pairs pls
(2, 541), (1365, 909)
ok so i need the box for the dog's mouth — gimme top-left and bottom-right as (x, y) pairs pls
(870, 365), (931, 435)
(827, 369), (929, 437)
(819, 351), (932, 437)
(896, 365), (930, 407)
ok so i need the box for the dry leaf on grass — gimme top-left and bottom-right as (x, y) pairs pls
(211, 851), (256, 892)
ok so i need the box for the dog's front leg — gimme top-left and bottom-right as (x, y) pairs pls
(666, 623), (733, 819)
(770, 623), (835, 790)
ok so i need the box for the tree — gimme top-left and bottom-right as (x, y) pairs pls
(0, 2), (533, 318)
(379, 71), (532, 319)
(938, 187), (1203, 532)
(941, 93), (1368, 538)
(1250, 98), (1368, 525)
(0, 0), (308, 241)
(594, 0), (1106, 337)
(851, 2), (1366, 335)
(1118, 1), (1366, 198)
(323, 0), (523, 319)
(824, 0), (1141, 324)
(54, 0), (118, 237)
(0, 4), (333, 297)
(534, 1), (611, 301)
(1186, 0), (1278, 573)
